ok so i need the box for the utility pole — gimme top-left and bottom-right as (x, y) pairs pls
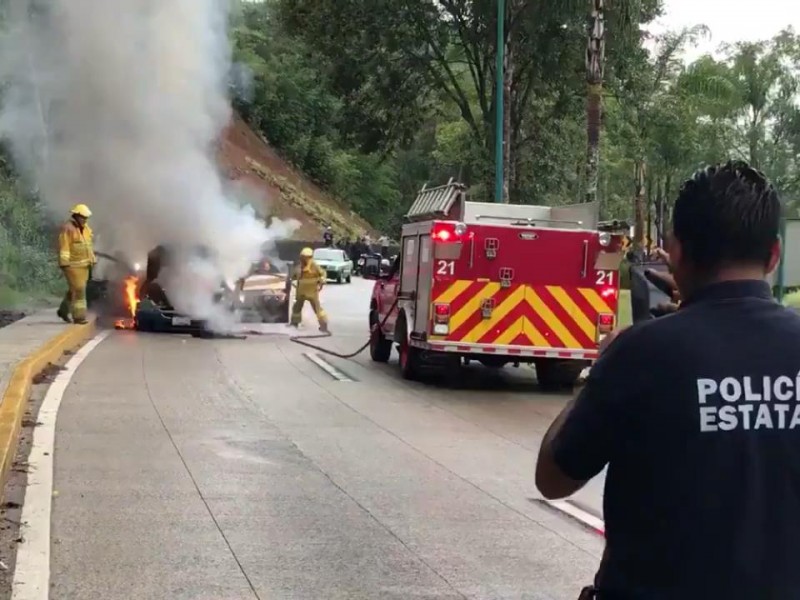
(494, 0), (505, 203)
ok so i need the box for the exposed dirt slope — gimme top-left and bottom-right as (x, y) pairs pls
(218, 114), (377, 241)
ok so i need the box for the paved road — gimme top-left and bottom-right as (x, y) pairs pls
(47, 278), (607, 599)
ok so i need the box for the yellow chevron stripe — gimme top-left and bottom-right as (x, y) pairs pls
(578, 288), (614, 315)
(449, 282), (501, 332)
(462, 285), (525, 343)
(525, 289), (581, 348)
(522, 316), (550, 346)
(493, 316), (525, 345)
(546, 286), (595, 342)
(433, 279), (472, 305)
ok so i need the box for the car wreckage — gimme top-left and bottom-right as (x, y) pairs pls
(87, 246), (292, 333)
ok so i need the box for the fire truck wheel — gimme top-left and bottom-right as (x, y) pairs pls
(397, 318), (422, 380)
(534, 359), (586, 391)
(369, 311), (392, 363)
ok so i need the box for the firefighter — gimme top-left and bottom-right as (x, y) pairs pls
(290, 247), (328, 332)
(56, 203), (96, 324)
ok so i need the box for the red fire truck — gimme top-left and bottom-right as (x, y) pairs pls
(368, 180), (628, 387)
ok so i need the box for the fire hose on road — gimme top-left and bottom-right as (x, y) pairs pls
(289, 297), (399, 360)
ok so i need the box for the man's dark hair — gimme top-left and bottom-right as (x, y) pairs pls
(672, 160), (781, 272)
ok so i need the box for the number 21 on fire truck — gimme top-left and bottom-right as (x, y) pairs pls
(366, 180), (628, 389)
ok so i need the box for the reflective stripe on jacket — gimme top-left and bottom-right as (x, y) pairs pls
(58, 221), (95, 268)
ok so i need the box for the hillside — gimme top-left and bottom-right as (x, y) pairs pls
(218, 114), (378, 241)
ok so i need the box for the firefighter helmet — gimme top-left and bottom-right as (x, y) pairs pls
(300, 247), (313, 258)
(70, 203), (92, 218)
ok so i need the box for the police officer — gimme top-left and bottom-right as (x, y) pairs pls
(536, 161), (799, 599)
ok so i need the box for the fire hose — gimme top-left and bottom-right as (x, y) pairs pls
(289, 297), (399, 360)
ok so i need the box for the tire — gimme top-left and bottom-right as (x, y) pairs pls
(397, 317), (422, 380)
(346, 274), (352, 283)
(337, 272), (344, 284)
(369, 310), (392, 363)
(535, 358), (588, 391)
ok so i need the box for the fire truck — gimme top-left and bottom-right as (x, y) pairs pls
(367, 180), (627, 387)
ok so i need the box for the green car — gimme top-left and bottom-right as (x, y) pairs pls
(313, 247), (353, 283)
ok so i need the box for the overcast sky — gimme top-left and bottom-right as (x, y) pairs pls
(650, 0), (799, 61)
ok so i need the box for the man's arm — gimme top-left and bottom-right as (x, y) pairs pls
(536, 396), (584, 499)
(535, 330), (635, 500)
(57, 224), (72, 268)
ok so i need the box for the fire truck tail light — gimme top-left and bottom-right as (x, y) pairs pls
(598, 313), (614, 328)
(597, 312), (615, 340)
(433, 303), (450, 334)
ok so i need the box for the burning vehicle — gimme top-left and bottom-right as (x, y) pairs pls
(230, 259), (293, 323)
(132, 244), (226, 332)
(94, 245), (292, 332)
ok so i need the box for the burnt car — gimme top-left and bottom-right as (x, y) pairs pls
(228, 259), (293, 323)
(134, 245), (222, 333)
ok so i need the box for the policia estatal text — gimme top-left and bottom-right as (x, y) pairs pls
(536, 161), (800, 599)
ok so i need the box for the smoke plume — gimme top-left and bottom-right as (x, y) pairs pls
(0, 0), (295, 328)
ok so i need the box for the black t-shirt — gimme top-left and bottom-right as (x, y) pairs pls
(551, 280), (800, 599)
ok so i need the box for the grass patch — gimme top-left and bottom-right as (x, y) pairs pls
(0, 286), (59, 311)
(783, 291), (800, 309)
(617, 290), (632, 328)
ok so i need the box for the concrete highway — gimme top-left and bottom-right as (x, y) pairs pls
(32, 278), (607, 599)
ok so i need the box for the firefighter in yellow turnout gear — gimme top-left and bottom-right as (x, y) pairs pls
(57, 204), (96, 324)
(290, 247), (328, 332)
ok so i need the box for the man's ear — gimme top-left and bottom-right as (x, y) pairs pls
(665, 233), (681, 272)
(766, 237), (781, 274)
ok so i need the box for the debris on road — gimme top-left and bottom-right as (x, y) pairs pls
(32, 363), (65, 385)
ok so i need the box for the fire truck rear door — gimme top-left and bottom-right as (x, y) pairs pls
(429, 225), (523, 346)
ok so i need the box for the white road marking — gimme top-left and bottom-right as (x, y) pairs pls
(12, 331), (110, 600)
(542, 498), (605, 536)
(303, 352), (353, 382)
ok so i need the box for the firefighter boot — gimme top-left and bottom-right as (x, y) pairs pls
(57, 294), (71, 323)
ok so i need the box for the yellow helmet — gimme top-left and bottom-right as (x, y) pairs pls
(300, 247), (313, 258)
(70, 203), (92, 218)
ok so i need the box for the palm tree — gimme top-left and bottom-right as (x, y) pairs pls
(584, 0), (604, 204)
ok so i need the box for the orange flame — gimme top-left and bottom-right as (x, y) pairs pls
(114, 276), (140, 330)
(124, 276), (140, 316)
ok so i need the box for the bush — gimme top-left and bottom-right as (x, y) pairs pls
(0, 176), (61, 303)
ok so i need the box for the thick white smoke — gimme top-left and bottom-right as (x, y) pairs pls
(0, 0), (296, 328)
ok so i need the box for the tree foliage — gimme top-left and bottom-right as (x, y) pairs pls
(231, 3), (800, 234)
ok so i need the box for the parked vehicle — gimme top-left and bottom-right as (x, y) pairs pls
(313, 247), (353, 283)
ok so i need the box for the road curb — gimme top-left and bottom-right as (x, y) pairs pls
(0, 319), (97, 501)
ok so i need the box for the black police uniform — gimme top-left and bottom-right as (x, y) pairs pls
(551, 280), (800, 599)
